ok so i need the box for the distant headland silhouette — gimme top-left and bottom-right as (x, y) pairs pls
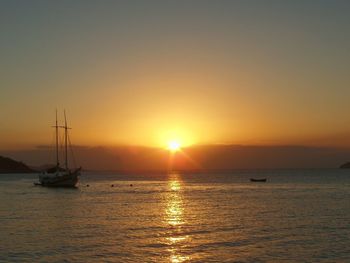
(1, 144), (350, 173)
(340, 162), (350, 169)
(0, 156), (36, 173)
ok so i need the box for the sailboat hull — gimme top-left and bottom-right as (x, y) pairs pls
(39, 169), (81, 188)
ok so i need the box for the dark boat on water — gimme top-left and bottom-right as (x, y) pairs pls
(36, 110), (81, 188)
(250, 178), (267, 182)
(38, 167), (81, 187)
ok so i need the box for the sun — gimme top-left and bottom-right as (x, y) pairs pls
(168, 140), (181, 152)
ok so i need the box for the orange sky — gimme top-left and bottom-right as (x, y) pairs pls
(1, 1), (350, 150)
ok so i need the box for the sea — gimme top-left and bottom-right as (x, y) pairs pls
(0, 169), (349, 262)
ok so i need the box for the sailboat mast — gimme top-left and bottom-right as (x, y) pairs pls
(64, 110), (68, 171)
(55, 109), (59, 167)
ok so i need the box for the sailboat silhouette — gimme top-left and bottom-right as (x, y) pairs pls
(37, 110), (81, 187)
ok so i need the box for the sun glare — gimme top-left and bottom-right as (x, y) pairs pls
(168, 140), (181, 152)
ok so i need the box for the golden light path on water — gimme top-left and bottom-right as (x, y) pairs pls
(165, 173), (190, 263)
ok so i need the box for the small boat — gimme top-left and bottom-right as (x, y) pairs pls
(250, 178), (267, 182)
(37, 110), (81, 188)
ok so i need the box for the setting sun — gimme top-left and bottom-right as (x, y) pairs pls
(168, 140), (181, 152)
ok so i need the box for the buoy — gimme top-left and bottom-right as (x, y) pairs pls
(86, 184), (89, 187)
(111, 184), (114, 187)
(130, 184), (133, 187)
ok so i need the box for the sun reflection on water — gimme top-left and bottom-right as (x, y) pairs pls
(165, 173), (190, 262)
(166, 174), (184, 227)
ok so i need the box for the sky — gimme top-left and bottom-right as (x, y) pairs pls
(1, 0), (350, 150)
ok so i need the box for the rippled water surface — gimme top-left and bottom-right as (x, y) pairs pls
(1, 170), (350, 262)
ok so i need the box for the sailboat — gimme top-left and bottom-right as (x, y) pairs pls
(37, 110), (81, 187)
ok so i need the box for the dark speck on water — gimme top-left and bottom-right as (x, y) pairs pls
(0, 169), (349, 262)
